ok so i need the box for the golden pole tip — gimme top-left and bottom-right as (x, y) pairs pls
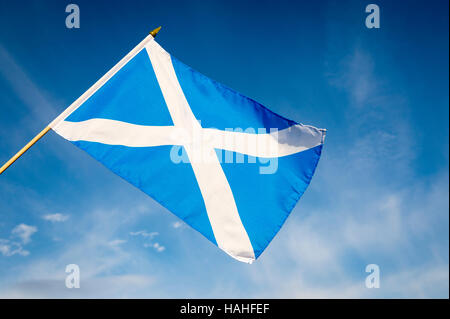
(150, 26), (162, 37)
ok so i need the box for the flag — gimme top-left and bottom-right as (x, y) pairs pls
(50, 34), (326, 263)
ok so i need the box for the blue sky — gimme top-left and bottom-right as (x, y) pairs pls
(0, 0), (448, 298)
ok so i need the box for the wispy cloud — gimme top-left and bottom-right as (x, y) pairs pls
(0, 45), (57, 124)
(144, 242), (165, 252)
(129, 230), (159, 239)
(0, 239), (29, 257)
(0, 208), (159, 297)
(0, 223), (37, 257)
(172, 221), (183, 229)
(130, 230), (165, 252)
(329, 50), (377, 108)
(11, 224), (37, 244)
(237, 168), (449, 298)
(42, 213), (69, 223)
(234, 45), (449, 298)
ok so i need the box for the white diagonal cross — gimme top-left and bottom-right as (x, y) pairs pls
(52, 39), (325, 263)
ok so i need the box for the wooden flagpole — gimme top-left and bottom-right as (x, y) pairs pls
(0, 27), (162, 175)
(0, 126), (51, 175)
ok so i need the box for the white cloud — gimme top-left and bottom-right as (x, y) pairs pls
(232, 45), (449, 299)
(144, 242), (165, 252)
(129, 230), (159, 239)
(0, 239), (29, 257)
(11, 224), (37, 244)
(237, 169), (448, 298)
(42, 213), (69, 223)
(172, 221), (183, 229)
(131, 230), (165, 252)
(0, 224), (37, 257)
(0, 208), (159, 298)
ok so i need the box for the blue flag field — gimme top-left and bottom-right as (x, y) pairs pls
(50, 34), (326, 263)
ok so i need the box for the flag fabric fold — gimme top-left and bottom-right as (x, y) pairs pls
(50, 34), (326, 263)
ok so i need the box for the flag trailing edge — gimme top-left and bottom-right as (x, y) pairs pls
(49, 33), (326, 263)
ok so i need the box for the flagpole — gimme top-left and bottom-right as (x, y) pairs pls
(0, 27), (162, 176)
(0, 126), (52, 174)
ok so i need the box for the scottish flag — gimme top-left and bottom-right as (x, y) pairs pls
(50, 34), (326, 263)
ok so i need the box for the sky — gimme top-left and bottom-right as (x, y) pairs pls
(0, 0), (448, 298)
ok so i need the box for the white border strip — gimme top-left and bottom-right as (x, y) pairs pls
(49, 34), (155, 129)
